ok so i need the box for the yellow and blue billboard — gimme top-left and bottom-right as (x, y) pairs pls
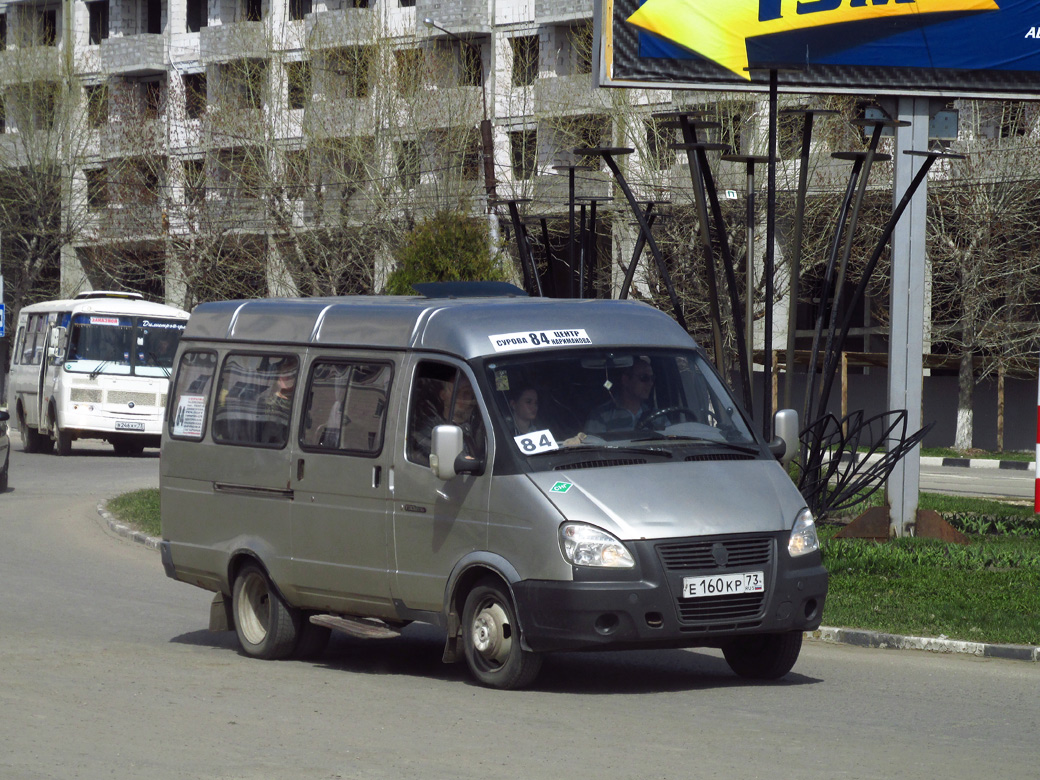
(598, 0), (1040, 96)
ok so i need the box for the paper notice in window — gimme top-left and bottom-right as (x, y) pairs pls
(173, 395), (207, 438)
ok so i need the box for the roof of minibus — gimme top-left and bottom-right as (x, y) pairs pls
(182, 295), (696, 359)
(18, 297), (190, 319)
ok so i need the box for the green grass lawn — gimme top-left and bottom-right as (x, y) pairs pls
(820, 527), (1040, 646)
(108, 489), (161, 538)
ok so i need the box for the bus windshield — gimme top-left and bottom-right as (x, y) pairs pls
(65, 315), (185, 378)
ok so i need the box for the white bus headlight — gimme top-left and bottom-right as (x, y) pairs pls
(560, 523), (635, 568)
(788, 508), (820, 557)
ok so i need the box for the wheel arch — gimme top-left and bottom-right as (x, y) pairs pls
(225, 547), (290, 603)
(441, 552), (531, 661)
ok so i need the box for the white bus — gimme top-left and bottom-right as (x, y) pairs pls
(8, 291), (190, 455)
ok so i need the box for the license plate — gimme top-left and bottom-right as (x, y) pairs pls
(682, 571), (765, 599)
(115, 421), (145, 432)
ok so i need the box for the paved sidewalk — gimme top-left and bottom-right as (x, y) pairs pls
(105, 501), (1040, 666)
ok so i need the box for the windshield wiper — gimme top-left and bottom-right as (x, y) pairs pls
(631, 434), (761, 455)
(90, 361), (110, 380)
(558, 443), (674, 458)
(148, 352), (172, 378)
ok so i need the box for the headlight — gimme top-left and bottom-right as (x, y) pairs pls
(788, 508), (820, 557)
(559, 522), (635, 568)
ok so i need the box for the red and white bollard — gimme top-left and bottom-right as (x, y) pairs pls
(1035, 369), (1040, 514)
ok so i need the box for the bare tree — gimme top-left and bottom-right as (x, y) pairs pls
(926, 100), (1040, 449)
(0, 13), (95, 359)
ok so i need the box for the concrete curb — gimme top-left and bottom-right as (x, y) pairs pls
(97, 501), (161, 551)
(920, 455), (1034, 471)
(806, 626), (1039, 662)
(97, 503), (1038, 664)
(849, 452), (1035, 471)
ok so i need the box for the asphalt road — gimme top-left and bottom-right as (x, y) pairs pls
(920, 461), (1035, 501)
(1, 439), (1038, 779)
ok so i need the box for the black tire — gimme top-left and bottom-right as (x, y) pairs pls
(231, 563), (299, 660)
(461, 577), (542, 690)
(293, 618), (332, 660)
(19, 410), (49, 454)
(0, 458), (8, 492)
(54, 425), (73, 456)
(723, 631), (803, 680)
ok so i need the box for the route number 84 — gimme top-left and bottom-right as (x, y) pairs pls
(513, 429), (558, 455)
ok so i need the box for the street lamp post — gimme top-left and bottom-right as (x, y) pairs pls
(423, 18), (497, 203)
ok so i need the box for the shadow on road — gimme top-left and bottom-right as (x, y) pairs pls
(170, 622), (822, 693)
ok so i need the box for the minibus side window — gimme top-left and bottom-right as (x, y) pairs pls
(168, 350), (217, 440)
(299, 360), (393, 456)
(212, 353), (299, 448)
(406, 362), (485, 467)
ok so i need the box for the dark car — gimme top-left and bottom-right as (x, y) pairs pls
(0, 409), (10, 492)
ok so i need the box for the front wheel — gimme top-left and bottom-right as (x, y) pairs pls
(54, 424), (73, 456)
(461, 578), (542, 689)
(722, 631), (803, 680)
(231, 563), (299, 660)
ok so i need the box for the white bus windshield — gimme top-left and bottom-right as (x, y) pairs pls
(66, 315), (185, 378)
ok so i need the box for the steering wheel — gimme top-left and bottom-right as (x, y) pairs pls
(638, 406), (703, 430)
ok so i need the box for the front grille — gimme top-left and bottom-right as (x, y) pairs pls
(656, 536), (773, 570)
(677, 592), (765, 623)
(554, 458), (646, 470)
(70, 388), (102, 403)
(656, 535), (776, 629)
(107, 391), (158, 407)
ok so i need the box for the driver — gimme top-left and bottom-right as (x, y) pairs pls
(585, 357), (654, 434)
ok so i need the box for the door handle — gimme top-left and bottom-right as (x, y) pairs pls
(297, 458), (305, 481)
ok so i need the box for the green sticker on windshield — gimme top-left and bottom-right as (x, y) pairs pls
(550, 481), (572, 493)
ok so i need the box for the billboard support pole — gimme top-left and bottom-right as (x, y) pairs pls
(763, 69), (778, 440)
(887, 97), (930, 537)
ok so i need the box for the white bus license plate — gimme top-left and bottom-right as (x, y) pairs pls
(682, 571), (765, 599)
(115, 421), (145, 432)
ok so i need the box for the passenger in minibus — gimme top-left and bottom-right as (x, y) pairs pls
(508, 385), (542, 435)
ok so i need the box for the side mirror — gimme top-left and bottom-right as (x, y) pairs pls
(429, 425), (463, 480)
(0, 410), (9, 423)
(429, 425), (485, 480)
(770, 408), (800, 466)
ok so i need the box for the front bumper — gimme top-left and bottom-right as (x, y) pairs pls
(513, 532), (828, 653)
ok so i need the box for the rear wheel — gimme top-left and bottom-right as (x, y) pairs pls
(723, 631), (803, 680)
(232, 563), (299, 660)
(461, 578), (542, 689)
(19, 409), (50, 454)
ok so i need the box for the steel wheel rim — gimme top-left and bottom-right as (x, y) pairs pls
(470, 600), (512, 668)
(238, 572), (270, 646)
